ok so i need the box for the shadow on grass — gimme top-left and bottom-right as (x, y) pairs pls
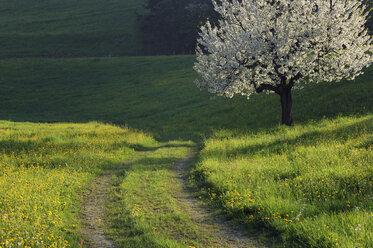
(204, 116), (372, 160)
(126, 143), (196, 152)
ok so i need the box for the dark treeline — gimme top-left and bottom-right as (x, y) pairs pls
(138, 0), (218, 55)
(138, 0), (373, 55)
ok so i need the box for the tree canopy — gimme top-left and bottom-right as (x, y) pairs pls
(194, 0), (372, 125)
(138, 0), (373, 55)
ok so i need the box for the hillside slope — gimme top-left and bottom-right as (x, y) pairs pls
(0, 0), (146, 58)
(0, 56), (372, 139)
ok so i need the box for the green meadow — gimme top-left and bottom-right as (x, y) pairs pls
(194, 115), (372, 248)
(0, 55), (371, 247)
(0, 121), (156, 247)
(0, 0), (146, 58)
(0, 56), (372, 139)
(0, 0), (372, 247)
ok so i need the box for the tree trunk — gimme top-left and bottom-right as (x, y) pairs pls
(280, 87), (293, 126)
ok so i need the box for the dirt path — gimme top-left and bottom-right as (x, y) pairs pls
(80, 146), (265, 248)
(81, 173), (115, 248)
(174, 148), (265, 248)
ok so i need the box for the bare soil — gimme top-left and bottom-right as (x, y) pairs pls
(174, 148), (266, 248)
(81, 174), (115, 248)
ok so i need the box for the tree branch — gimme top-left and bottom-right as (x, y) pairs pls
(255, 83), (280, 94)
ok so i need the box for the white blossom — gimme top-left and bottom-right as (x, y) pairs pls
(194, 0), (373, 99)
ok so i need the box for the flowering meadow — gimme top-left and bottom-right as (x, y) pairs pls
(0, 121), (155, 247)
(195, 115), (373, 247)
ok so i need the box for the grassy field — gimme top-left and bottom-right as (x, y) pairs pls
(107, 141), (269, 248)
(194, 115), (373, 247)
(0, 54), (371, 247)
(0, 56), (372, 140)
(0, 121), (155, 247)
(0, 0), (146, 58)
(0, 0), (372, 247)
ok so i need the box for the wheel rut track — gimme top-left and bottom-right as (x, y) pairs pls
(81, 146), (264, 248)
(174, 147), (265, 248)
(81, 173), (115, 248)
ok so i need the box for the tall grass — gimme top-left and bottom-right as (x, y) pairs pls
(0, 121), (155, 247)
(194, 115), (373, 247)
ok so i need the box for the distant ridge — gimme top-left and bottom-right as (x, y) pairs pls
(0, 0), (146, 58)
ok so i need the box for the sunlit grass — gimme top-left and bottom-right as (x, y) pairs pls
(107, 144), (201, 247)
(107, 141), (259, 247)
(194, 115), (373, 248)
(0, 121), (155, 247)
(0, 55), (372, 247)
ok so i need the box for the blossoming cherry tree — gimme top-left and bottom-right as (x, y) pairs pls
(194, 0), (372, 125)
